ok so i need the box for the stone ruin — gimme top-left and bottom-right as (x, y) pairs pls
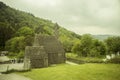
(24, 34), (65, 69)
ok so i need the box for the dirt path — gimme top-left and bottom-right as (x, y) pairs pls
(0, 73), (32, 80)
(66, 61), (79, 65)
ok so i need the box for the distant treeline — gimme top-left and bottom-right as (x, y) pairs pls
(72, 34), (120, 57)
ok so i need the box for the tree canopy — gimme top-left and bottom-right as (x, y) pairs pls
(72, 34), (107, 57)
(105, 36), (120, 54)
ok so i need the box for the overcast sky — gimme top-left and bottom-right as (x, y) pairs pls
(0, 0), (120, 35)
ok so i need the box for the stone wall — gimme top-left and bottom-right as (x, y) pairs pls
(24, 46), (48, 69)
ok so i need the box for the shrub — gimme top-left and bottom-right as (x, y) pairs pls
(107, 57), (120, 64)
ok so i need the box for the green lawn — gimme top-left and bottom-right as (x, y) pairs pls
(19, 63), (120, 80)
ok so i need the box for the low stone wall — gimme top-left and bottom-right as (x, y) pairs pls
(67, 58), (103, 64)
(67, 58), (85, 64)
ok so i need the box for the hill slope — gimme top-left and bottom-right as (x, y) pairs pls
(0, 2), (81, 51)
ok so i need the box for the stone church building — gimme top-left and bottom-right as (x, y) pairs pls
(24, 34), (65, 69)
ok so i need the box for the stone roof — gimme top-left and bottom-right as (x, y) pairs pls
(33, 34), (65, 54)
(25, 46), (47, 59)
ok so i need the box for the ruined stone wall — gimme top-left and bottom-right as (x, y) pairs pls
(24, 46), (48, 69)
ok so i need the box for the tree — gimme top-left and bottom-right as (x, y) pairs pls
(71, 34), (107, 57)
(5, 36), (25, 53)
(80, 34), (93, 57)
(59, 34), (74, 52)
(72, 34), (93, 57)
(15, 26), (34, 37)
(105, 36), (120, 54)
(0, 22), (15, 50)
(72, 41), (82, 56)
(5, 35), (34, 58)
(90, 39), (106, 57)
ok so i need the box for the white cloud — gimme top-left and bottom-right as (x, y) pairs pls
(67, 26), (113, 35)
(23, 0), (61, 7)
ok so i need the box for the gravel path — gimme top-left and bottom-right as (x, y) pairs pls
(0, 63), (24, 72)
(0, 56), (24, 72)
(0, 73), (32, 80)
(0, 56), (31, 80)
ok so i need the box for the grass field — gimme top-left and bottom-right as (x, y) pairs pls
(19, 63), (120, 80)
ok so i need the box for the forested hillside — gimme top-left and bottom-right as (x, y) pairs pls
(1, 2), (120, 60)
(0, 2), (81, 54)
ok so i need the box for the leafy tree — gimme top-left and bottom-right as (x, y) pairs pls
(80, 34), (93, 57)
(72, 34), (106, 57)
(72, 41), (82, 56)
(0, 22), (15, 50)
(59, 35), (73, 52)
(105, 36), (120, 54)
(5, 36), (25, 53)
(17, 50), (24, 59)
(5, 35), (34, 58)
(59, 28), (80, 52)
(90, 39), (106, 57)
(43, 26), (54, 35)
(15, 26), (34, 36)
(71, 34), (93, 57)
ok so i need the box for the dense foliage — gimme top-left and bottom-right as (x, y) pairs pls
(105, 36), (120, 54)
(72, 34), (107, 57)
